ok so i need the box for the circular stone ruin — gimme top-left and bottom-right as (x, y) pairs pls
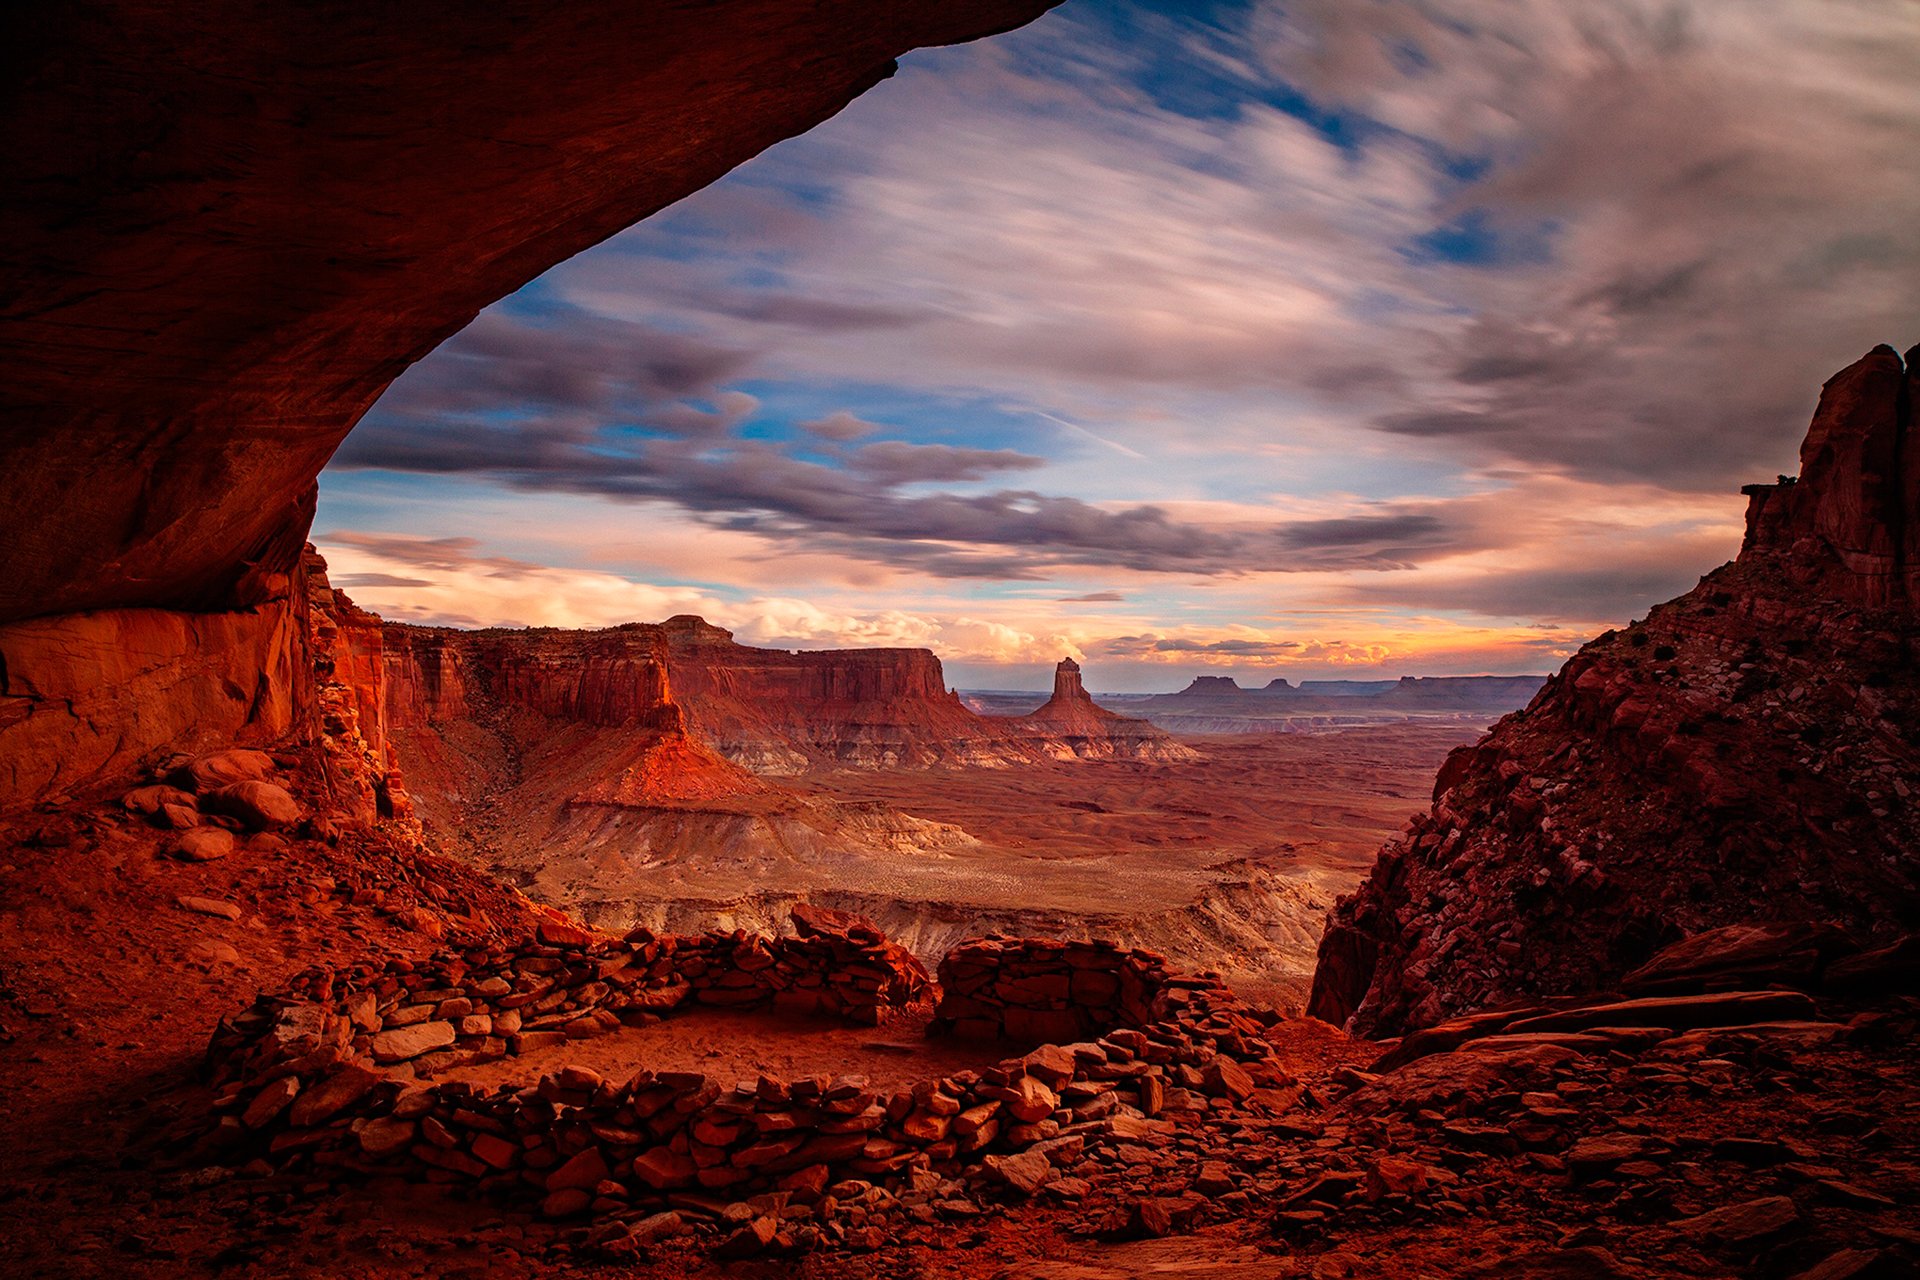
(202, 908), (1295, 1254)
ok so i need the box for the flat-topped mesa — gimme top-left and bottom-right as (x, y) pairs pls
(654, 626), (1003, 771)
(385, 624), (681, 730)
(1308, 345), (1920, 1037)
(379, 615), (1009, 775)
(1180, 676), (1246, 697)
(1739, 342), (1920, 609)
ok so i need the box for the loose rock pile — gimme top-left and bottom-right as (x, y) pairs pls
(201, 923), (1299, 1259)
(123, 747), (304, 856)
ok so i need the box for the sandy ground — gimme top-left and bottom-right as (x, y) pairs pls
(431, 1004), (1012, 1093)
(434, 724), (1481, 1008)
(793, 724), (1474, 887)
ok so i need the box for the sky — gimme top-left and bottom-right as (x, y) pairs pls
(316, 0), (1920, 691)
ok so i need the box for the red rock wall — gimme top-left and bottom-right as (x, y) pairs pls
(0, 1), (1060, 627)
(385, 626), (679, 731)
(305, 551), (412, 826)
(379, 615), (1025, 772)
(1309, 346), (1920, 1036)
(1740, 343), (1920, 608)
(0, 593), (308, 811)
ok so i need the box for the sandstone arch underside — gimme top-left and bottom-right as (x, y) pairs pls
(0, 0), (1059, 808)
(0, 0), (1061, 625)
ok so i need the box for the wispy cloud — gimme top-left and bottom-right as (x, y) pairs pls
(321, 0), (1920, 675)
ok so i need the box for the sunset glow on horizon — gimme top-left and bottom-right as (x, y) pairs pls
(317, 0), (1920, 690)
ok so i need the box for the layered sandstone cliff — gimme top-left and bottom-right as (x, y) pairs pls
(1309, 345), (1920, 1035)
(656, 618), (1023, 772)
(0, 1), (1060, 816)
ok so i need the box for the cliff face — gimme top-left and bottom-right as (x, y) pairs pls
(304, 550), (413, 829)
(381, 616), (1022, 775)
(0, 589), (309, 810)
(0, 0), (1060, 815)
(658, 618), (1012, 771)
(0, 0), (1060, 628)
(1310, 345), (1920, 1036)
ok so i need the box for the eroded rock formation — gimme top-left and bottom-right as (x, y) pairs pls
(383, 614), (1034, 779)
(1012, 658), (1199, 762)
(0, 0), (1060, 627)
(1310, 345), (1920, 1035)
(0, 0), (1061, 814)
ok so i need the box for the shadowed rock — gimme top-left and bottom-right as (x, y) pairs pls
(1311, 346), (1920, 1035)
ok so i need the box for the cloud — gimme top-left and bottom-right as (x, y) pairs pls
(332, 572), (434, 589)
(843, 440), (1044, 485)
(320, 533), (549, 579)
(312, 533), (1075, 666)
(801, 411), (883, 442)
(1258, 0), (1920, 485)
(1096, 634), (1304, 658)
(323, 0), (1919, 659)
(339, 308), (1510, 578)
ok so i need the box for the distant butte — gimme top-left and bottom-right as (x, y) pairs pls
(1012, 658), (1199, 762)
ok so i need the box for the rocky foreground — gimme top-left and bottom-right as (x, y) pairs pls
(0, 758), (1915, 1278)
(1313, 345), (1920, 1037)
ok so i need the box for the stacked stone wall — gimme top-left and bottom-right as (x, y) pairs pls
(930, 937), (1174, 1042)
(203, 924), (1293, 1245)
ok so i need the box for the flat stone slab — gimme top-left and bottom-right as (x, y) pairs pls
(371, 1020), (457, 1063)
(1503, 991), (1816, 1034)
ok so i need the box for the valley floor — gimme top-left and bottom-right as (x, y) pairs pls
(450, 725), (1477, 1009)
(2, 765), (1915, 1279)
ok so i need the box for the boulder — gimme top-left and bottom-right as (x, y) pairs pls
(544, 1148), (611, 1192)
(983, 1150), (1055, 1195)
(174, 828), (235, 861)
(287, 1064), (382, 1127)
(1622, 922), (1856, 994)
(186, 750), (276, 792)
(177, 895), (242, 921)
(1668, 1195), (1803, 1251)
(369, 1020), (455, 1063)
(124, 784), (196, 816)
(1502, 991), (1818, 1035)
(205, 780), (300, 829)
(1824, 933), (1920, 994)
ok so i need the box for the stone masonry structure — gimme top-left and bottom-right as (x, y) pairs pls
(202, 920), (1295, 1249)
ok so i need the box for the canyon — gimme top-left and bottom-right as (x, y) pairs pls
(1, 3), (1917, 1277)
(303, 567), (1406, 998)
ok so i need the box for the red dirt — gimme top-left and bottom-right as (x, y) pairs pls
(3, 753), (1919, 1279)
(793, 725), (1471, 875)
(429, 1004), (1017, 1094)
